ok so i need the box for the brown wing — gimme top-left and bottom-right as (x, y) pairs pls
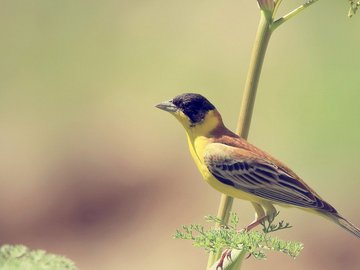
(204, 143), (337, 214)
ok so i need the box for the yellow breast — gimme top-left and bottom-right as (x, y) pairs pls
(186, 134), (211, 178)
(186, 134), (260, 202)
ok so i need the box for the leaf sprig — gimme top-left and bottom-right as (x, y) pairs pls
(348, 0), (360, 17)
(174, 212), (303, 260)
(260, 211), (292, 233)
(0, 245), (77, 270)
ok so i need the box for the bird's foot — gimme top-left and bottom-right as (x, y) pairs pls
(245, 215), (267, 231)
(216, 249), (232, 270)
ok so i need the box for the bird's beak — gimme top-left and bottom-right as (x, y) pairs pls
(155, 100), (178, 112)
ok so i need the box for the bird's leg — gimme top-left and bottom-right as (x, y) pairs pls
(245, 202), (266, 231)
(262, 203), (277, 222)
(215, 204), (263, 270)
(245, 216), (267, 231)
(215, 249), (232, 270)
(245, 203), (277, 231)
(252, 203), (277, 231)
(216, 203), (277, 269)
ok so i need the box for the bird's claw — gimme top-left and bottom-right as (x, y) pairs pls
(216, 249), (232, 270)
(226, 250), (232, 261)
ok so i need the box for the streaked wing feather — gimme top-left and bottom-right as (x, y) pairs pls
(204, 146), (337, 213)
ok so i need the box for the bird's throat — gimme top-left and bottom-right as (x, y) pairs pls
(185, 110), (224, 170)
(187, 110), (223, 139)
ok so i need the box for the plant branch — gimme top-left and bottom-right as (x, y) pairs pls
(176, 213), (303, 269)
(273, 0), (284, 19)
(206, 195), (234, 268)
(236, 10), (272, 138)
(207, 10), (273, 269)
(271, 0), (320, 30)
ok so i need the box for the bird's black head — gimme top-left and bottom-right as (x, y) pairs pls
(172, 93), (216, 124)
(156, 93), (216, 125)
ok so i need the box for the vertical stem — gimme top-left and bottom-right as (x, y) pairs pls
(206, 10), (273, 269)
(236, 11), (272, 138)
(206, 196), (234, 268)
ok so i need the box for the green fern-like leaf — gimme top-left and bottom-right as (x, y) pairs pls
(348, 0), (360, 17)
(0, 245), (77, 270)
(174, 212), (303, 260)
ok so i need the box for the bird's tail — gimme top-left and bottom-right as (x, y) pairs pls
(331, 213), (360, 239)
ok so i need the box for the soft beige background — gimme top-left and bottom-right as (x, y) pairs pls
(0, 1), (360, 269)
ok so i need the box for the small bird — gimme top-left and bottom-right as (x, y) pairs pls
(156, 93), (360, 238)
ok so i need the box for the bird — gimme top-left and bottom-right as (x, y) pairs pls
(156, 93), (360, 238)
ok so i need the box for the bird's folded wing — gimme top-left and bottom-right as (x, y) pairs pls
(204, 143), (336, 213)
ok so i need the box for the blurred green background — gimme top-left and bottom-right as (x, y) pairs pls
(0, 0), (359, 269)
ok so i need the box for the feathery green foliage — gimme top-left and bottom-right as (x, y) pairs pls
(260, 211), (292, 234)
(174, 212), (303, 261)
(0, 245), (77, 270)
(348, 0), (360, 17)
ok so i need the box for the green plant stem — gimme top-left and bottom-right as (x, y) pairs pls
(236, 11), (272, 138)
(271, 0), (319, 30)
(206, 10), (273, 269)
(273, 0), (284, 18)
(206, 195), (234, 268)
